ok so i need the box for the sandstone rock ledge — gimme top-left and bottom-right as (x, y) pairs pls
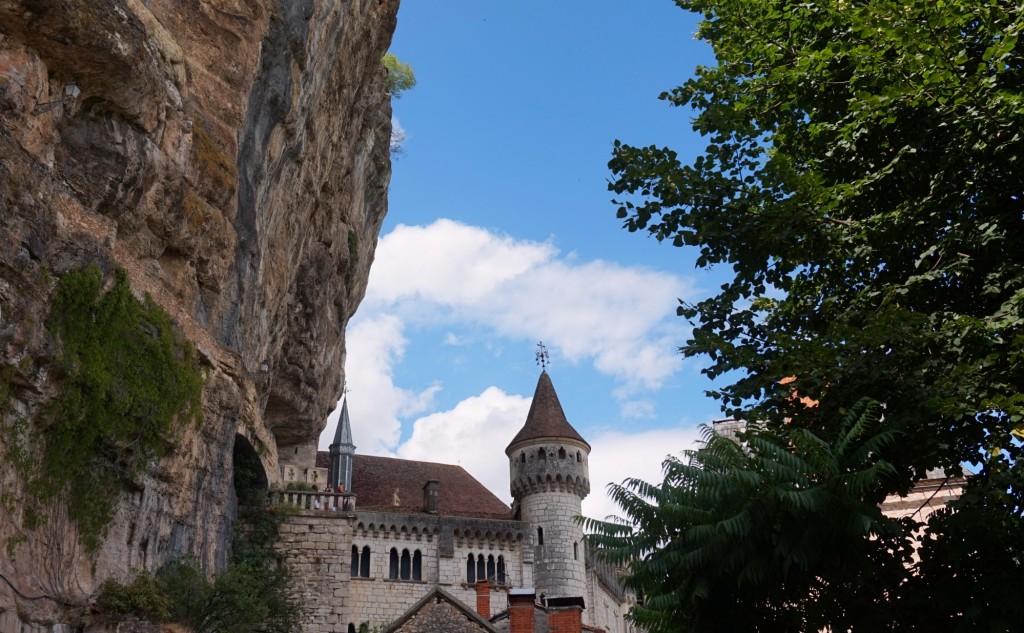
(0, 0), (398, 628)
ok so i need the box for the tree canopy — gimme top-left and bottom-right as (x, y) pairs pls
(383, 53), (416, 99)
(587, 0), (1024, 630)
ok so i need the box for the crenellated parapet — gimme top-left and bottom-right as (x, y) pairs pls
(509, 440), (592, 499)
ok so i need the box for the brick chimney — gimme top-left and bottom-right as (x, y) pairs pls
(546, 597), (585, 633)
(509, 588), (536, 633)
(475, 579), (491, 619)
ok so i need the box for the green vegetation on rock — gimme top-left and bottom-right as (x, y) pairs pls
(4, 265), (203, 552)
(383, 53), (416, 99)
(95, 498), (299, 633)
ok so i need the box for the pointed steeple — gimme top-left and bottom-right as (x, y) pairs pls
(505, 371), (589, 455)
(329, 397), (356, 490)
(332, 398), (354, 447)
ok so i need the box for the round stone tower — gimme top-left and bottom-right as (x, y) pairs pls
(506, 370), (591, 600)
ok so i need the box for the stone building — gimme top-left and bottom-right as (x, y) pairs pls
(274, 371), (638, 633)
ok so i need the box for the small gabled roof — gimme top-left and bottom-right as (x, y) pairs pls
(384, 587), (498, 633)
(506, 371), (589, 455)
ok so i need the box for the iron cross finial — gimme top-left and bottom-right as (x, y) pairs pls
(535, 341), (550, 371)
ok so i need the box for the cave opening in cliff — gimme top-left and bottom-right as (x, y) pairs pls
(232, 434), (268, 506)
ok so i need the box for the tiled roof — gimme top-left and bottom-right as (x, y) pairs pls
(506, 371), (589, 455)
(316, 452), (512, 519)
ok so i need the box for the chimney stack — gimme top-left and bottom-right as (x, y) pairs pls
(423, 479), (439, 514)
(475, 579), (491, 619)
(546, 597), (585, 633)
(508, 588), (536, 633)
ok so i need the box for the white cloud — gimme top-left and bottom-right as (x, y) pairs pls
(620, 400), (656, 420)
(319, 314), (440, 454)
(397, 387), (531, 504)
(363, 219), (694, 392)
(582, 426), (704, 524)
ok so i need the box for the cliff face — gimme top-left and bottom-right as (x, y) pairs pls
(0, 0), (397, 626)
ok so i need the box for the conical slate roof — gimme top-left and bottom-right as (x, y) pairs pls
(505, 371), (589, 455)
(331, 398), (354, 447)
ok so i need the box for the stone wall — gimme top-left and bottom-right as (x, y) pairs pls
(520, 490), (587, 600)
(276, 509), (533, 633)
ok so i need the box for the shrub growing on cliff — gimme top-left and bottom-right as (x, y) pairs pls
(3, 265), (203, 552)
(383, 53), (416, 98)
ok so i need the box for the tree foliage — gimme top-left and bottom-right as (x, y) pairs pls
(383, 53), (416, 99)
(585, 401), (918, 631)
(595, 0), (1024, 629)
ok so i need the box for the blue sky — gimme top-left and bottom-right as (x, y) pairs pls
(318, 1), (729, 522)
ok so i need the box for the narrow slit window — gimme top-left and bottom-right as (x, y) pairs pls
(400, 549), (411, 580)
(360, 546), (371, 578)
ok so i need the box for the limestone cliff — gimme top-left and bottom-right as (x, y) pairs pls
(0, 0), (398, 628)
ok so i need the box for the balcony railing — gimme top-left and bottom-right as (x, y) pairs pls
(271, 490), (356, 514)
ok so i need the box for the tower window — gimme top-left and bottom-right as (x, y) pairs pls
(558, 447), (566, 459)
(520, 451), (525, 464)
(538, 448), (546, 462)
(389, 548), (399, 579)
(497, 556), (507, 585)
(360, 546), (371, 578)
(576, 451), (581, 462)
(352, 545), (371, 578)
(467, 554), (476, 583)
(487, 554), (495, 581)
(413, 550), (422, 581)
(400, 549), (411, 580)
(537, 527), (544, 545)
(574, 541), (579, 560)
(476, 554), (485, 582)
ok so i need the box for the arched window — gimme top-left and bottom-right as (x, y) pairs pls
(497, 556), (507, 585)
(400, 549), (411, 580)
(466, 554), (476, 583)
(476, 554), (485, 582)
(574, 541), (579, 560)
(350, 545), (359, 577)
(360, 546), (371, 578)
(520, 451), (526, 463)
(413, 550), (422, 581)
(487, 555), (495, 581)
(537, 527), (544, 545)
(389, 548), (399, 579)
(348, 625), (356, 633)
(538, 448), (546, 462)
(558, 447), (566, 459)
(576, 451), (581, 462)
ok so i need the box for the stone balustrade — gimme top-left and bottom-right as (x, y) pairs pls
(272, 489), (356, 514)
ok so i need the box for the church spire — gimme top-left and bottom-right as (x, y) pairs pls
(332, 397), (354, 447)
(329, 397), (356, 491)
